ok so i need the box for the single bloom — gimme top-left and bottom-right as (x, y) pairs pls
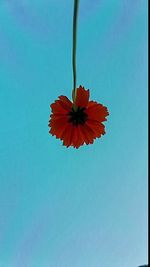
(48, 86), (109, 149)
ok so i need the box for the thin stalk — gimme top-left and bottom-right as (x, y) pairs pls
(72, 0), (79, 103)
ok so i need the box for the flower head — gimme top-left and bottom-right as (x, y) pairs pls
(48, 86), (109, 148)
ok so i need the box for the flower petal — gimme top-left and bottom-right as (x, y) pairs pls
(50, 101), (68, 114)
(86, 101), (109, 122)
(72, 126), (85, 148)
(75, 86), (90, 108)
(62, 123), (73, 147)
(79, 125), (90, 145)
(49, 118), (69, 139)
(80, 124), (94, 144)
(71, 126), (78, 147)
(77, 125), (85, 148)
(59, 96), (73, 109)
(86, 120), (105, 138)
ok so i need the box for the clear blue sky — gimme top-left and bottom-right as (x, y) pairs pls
(0, 1), (148, 266)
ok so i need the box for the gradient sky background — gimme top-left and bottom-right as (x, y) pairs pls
(0, 0), (148, 267)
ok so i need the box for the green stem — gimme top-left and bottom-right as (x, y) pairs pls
(72, 0), (79, 102)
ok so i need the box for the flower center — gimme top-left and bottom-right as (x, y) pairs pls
(68, 107), (88, 126)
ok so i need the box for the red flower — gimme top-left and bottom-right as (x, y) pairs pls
(48, 86), (109, 149)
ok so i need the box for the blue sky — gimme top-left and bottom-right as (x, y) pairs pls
(0, 1), (148, 266)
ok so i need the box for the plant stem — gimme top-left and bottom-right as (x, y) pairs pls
(72, 0), (79, 102)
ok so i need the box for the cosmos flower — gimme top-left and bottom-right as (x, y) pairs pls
(48, 86), (109, 149)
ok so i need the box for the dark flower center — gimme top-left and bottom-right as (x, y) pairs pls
(68, 107), (88, 126)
